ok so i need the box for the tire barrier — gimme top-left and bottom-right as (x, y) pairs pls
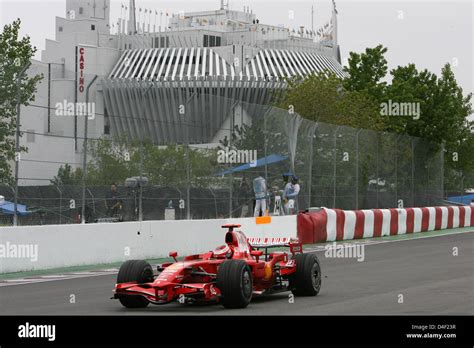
(297, 206), (474, 244)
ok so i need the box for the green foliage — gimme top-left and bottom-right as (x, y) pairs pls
(52, 137), (220, 188)
(343, 44), (388, 101)
(388, 63), (474, 188)
(0, 19), (43, 184)
(343, 45), (473, 190)
(50, 163), (83, 186)
(386, 64), (472, 145)
(270, 43), (473, 193)
(141, 141), (219, 187)
(277, 73), (385, 131)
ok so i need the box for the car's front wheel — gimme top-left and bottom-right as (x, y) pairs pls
(116, 260), (153, 308)
(217, 260), (253, 309)
(290, 253), (321, 296)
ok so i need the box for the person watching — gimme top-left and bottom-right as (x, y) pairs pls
(283, 175), (300, 215)
(253, 174), (268, 217)
(105, 183), (123, 217)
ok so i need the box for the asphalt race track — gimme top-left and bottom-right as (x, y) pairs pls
(1, 232), (473, 315)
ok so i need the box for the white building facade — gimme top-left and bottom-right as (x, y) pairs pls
(17, 0), (344, 185)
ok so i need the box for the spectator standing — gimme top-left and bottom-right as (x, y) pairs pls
(253, 174), (268, 217)
(283, 175), (300, 215)
(105, 183), (123, 217)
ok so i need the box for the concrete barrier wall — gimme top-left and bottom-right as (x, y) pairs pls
(297, 206), (474, 244)
(0, 216), (296, 273)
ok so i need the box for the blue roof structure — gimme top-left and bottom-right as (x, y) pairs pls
(216, 154), (288, 176)
(0, 201), (30, 216)
(447, 194), (474, 206)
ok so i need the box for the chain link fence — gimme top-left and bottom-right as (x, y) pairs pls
(1, 93), (445, 226)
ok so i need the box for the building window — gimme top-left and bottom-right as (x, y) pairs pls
(79, 7), (83, 14)
(91, 24), (95, 31)
(203, 35), (221, 47)
(158, 37), (169, 48)
(104, 108), (110, 135)
(58, 26), (63, 32)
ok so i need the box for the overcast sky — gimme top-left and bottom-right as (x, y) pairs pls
(1, 0), (472, 97)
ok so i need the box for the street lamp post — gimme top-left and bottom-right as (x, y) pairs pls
(13, 61), (31, 226)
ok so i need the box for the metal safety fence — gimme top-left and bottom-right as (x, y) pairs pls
(1, 92), (445, 226)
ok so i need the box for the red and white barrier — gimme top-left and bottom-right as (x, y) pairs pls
(297, 206), (474, 244)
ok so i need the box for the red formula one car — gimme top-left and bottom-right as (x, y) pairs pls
(113, 224), (321, 309)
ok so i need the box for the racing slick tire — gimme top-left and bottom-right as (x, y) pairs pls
(217, 260), (253, 309)
(116, 260), (153, 308)
(290, 253), (321, 296)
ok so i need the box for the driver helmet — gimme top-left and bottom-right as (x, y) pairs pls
(212, 244), (232, 259)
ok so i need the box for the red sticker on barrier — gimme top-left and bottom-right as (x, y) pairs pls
(335, 209), (345, 241)
(373, 209), (383, 238)
(459, 206), (466, 228)
(434, 207), (442, 230)
(447, 206), (454, 229)
(354, 210), (365, 239)
(389, 209), (398, 235)
(405, 208), (414, 233)
(421, 207), (430, 231)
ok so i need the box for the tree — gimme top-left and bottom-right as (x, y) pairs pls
(52, 137), (219, 188)
(0, 19), (42, 184)
(343, 45), (473, 191)
(343, 44), (388, 102)
(277, 73), (385, 131)
(50, 163), (83, 186)
(385, 63), (473, 189)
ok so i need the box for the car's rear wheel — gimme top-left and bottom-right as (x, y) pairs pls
(290, 253), (321, 296)
(116, 260), (153, 308)
(217, 260), (253, 309)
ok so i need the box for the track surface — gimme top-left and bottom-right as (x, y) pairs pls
(1, 232), (473, 315)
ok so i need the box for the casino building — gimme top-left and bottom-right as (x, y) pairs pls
(17, 0), (345, 184)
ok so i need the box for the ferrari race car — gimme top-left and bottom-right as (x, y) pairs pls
(113, 224), (321, 309)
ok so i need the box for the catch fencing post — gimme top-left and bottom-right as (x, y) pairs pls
(185, 91), (196, 220)
(81, 75), (98, 224)
(333, 126), (340, 208)
(13, 61), (31, 226)
(139, 83), (154, 222)
(355, 129), (362, 210)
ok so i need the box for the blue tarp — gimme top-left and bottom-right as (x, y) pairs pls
(216, 154), (288, 176)
(0, 201), (30, 216)
(447, 194), (474, 206)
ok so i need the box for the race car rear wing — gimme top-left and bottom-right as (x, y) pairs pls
(247, 237), (292, 248)
(247, 237), (302, 254)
